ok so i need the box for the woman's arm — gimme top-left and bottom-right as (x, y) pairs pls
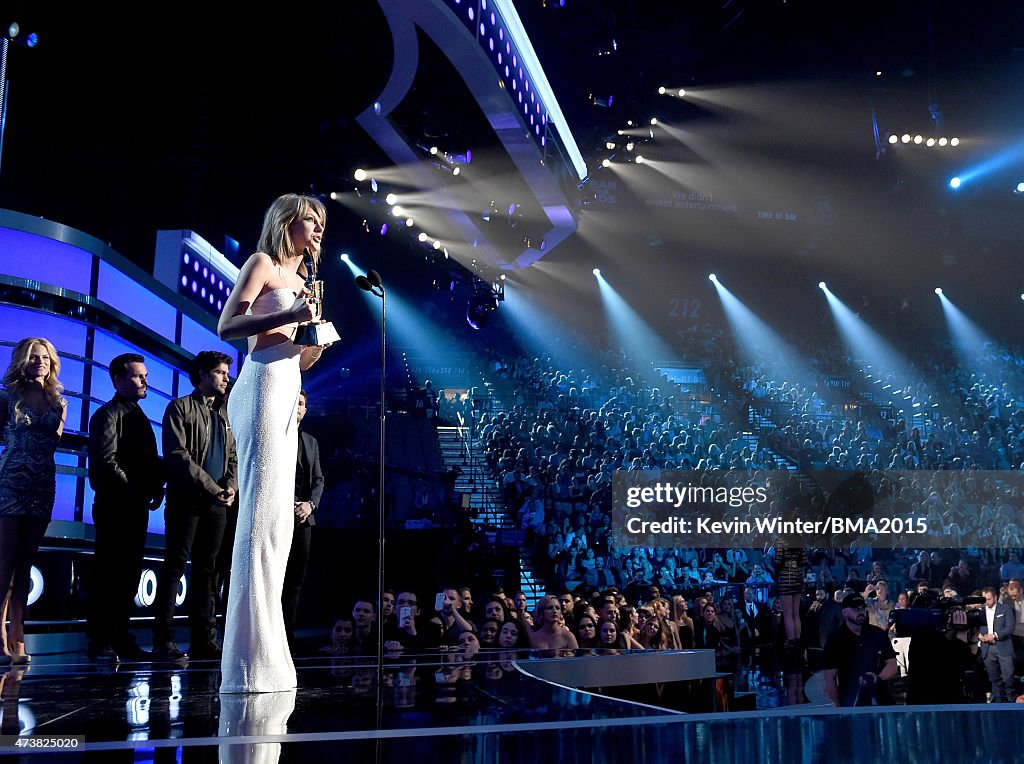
(56, 397), (67, 437)
(217, 253), (313, 341)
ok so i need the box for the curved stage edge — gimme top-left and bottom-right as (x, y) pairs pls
(0, 649), (1021, 761)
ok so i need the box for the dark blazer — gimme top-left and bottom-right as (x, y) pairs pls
(295, 429), (323, 527)
(979, 601), (1015, 658)
(162, 390), (237, 508)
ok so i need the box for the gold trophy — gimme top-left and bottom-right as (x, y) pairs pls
(294, 252), (341, 346)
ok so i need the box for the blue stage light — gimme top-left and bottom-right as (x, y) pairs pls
(949, 177), (961, 189)
(592, 268), (601, 276)
(708, 273), (717, 282)
(818, 282), (827, 290)
(935, 287), (943, 295)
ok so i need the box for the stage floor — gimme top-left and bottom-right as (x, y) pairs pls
(0, 650), (1022, 761)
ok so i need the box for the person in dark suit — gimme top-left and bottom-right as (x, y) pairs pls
(86, 353), (165, 662)
(282, 389), (324, 650)
(979, 586), (1017, 702)
(738, 586), (765, 648)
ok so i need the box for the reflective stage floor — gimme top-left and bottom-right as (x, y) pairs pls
(0, 649), (1022, 761)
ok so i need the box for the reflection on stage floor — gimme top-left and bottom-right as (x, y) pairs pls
(0, 649), (1021, 761)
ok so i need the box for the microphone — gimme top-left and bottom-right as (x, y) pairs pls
(355, 275), (372, 292)
(367, 270), (382, 289)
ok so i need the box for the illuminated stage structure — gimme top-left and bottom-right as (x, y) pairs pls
(0, 208), (240, 647)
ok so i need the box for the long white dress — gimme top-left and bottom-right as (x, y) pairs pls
(221, 288), (302, 693)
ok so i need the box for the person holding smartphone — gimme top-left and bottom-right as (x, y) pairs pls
(431, 587), (476, 646)
(382, 591), (442, 651)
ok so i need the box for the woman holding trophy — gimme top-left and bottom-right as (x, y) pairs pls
(217, 193), (333, 693)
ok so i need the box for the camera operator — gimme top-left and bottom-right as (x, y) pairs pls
(900, 590), (985, 704)
(822, 593), (898, 706)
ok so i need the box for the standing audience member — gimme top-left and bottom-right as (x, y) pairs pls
(822, 593), (898, 706)
(979, 586), (1016, 702)
(87, 354), (165, 662)
(1002, 578), (1024, 668)
(152, 351), (236, 661)
(0, 339), (67, 665)
(282, 389), (324, 651)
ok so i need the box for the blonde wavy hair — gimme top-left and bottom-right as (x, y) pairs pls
(3, 337), (66, 422)
(257, 193), (326, 277)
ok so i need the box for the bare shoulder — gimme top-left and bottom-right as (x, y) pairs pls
(242, 252), (276, 277)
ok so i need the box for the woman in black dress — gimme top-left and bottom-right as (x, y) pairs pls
(773, 535), (807, 657)
(0, 338), (67, 665)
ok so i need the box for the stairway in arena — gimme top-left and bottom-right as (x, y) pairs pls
(436, 381), (545, 608)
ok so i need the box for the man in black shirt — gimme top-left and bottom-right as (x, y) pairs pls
(87, 353), (165, 662)
(822, 592), (898, 706)
(152, 351), (236, 661)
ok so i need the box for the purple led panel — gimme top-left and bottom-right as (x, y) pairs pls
(0, 229), (93, 294)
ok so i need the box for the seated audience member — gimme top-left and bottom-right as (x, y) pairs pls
(497, 619), (528, 649)
(480, 595), (512, 626)
(597, 618), (643, 652)
(637, 614), (673, 650)
(432, 587), (476, 646)
(478, 619), (501, 649)
(909, 580), (937, 608)
(747, 564), (773, 585)
(457, 586), (474, 618)
(867, 581), (894, 629)
(528, 595), (578, 652)
(350, 599), (378, 654)
(320, 616), (355, 656)
(457, 630), (481, 659)
(573, 613), (600, 650)
(384, 591), (443, 651)
(670, 595), (695, 649)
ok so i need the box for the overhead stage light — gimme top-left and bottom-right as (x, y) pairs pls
(353, 168), (368, 182)
(592, 268), (601, 276)
(635, 155), (644, 164)
(949, 177), (961, 189)
(658, 86), (667, 95)
(385, 193), (398, 205)
(934, 287), (943, 295)
(601, 159), (611, 168)
(818, 282), (827, 291)
(708, 273), (717, 282)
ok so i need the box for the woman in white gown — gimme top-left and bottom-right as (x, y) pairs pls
(217, 193), (328, 693)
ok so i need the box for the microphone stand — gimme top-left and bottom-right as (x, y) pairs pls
(356, 271), (386, 692)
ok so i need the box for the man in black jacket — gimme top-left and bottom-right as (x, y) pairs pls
(152, 351), (236, 661)
(282, 389), (324, 650)
(87, 353), (165, 662)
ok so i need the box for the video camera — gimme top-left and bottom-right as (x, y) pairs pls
(890, 595), (985, 637)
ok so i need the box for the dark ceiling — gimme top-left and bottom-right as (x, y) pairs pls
(2, 0), (1023, 340)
